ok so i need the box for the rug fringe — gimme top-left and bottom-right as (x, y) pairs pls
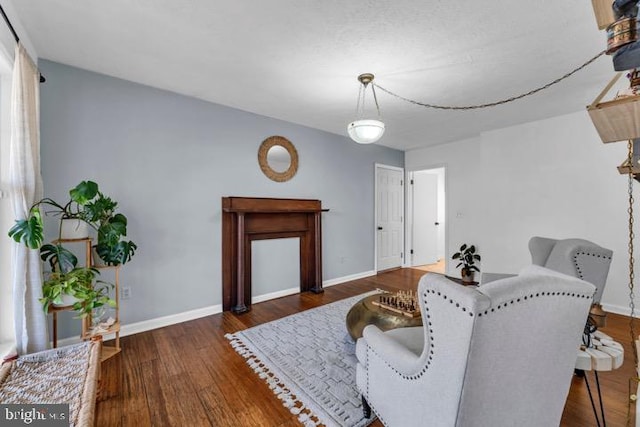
(225, 333), (321, 427)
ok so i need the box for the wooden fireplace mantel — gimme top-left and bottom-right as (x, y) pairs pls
(221, 197), (325, 313)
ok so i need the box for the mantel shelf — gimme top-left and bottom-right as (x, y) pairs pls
(222, 197), (324, 213)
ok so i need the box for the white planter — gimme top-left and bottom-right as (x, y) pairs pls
(52, 293), (80, 308)
(60, 218), (89, 239)
(91, 246), (106, 267)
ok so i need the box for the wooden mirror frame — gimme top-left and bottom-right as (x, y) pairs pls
(258, 136), (299, 182)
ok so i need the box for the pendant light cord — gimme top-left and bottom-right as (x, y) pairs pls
(627, 139), (639, 427)
(373, 50), (606, 110)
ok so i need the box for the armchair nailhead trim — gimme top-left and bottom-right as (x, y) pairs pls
(479, 292), (593, 316)
(572, 251), (611, 285)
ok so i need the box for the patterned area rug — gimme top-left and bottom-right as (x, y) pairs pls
(226, 292), (378, 427)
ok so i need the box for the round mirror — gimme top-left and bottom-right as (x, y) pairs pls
(258, 136), (298, 182)
(267, 145), (291, 173)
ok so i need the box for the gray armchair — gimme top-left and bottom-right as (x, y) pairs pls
(356, 266), (595, 427)
(528, 236), (613, 305)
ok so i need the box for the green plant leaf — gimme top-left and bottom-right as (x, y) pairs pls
(82, 195), (117, 223)
(8, 209), (44, 249)
(69, 181), (98, 205)
(96, 240), (137, 265)
(40, 243), (77, 273)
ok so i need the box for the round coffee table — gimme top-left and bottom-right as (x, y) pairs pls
(345, 294), (423, 340)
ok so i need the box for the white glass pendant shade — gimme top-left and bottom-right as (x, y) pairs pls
(347, 119), (385, 144)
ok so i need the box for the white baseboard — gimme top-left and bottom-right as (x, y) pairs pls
(120, 304), (223, 337)
(54, 269), (377, 346)
(323, 270), (376, 287)
(252, 287), (300, 304)
(55, 304), (223, 347)
(602, 302), (640, 318)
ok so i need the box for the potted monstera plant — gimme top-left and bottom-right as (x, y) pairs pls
(8, 180), (137, 266)
(452, 243), (481, 284)
(8, 180), (135, 316)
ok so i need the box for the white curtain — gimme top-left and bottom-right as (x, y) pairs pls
(10, 43), (47, 354)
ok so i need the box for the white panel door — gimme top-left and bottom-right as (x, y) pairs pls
(376, 165), (404, 271)
(412, 172), (438, 266)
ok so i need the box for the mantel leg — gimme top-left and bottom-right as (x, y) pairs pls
(310, 211), (324, 294)
(232, 213), (249, 313)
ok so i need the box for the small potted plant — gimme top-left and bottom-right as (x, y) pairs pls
(41, 266), (115, 318)
(38, 240), (115, 318)
(452, 243), (481, 284)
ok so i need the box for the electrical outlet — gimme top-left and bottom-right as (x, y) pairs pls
(121, 287), (131, 300)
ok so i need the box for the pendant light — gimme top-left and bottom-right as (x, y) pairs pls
(347, 73), (385, 144)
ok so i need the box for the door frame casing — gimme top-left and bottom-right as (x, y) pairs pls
(374, 163), (405, 272)
(405, 164), (448, 271)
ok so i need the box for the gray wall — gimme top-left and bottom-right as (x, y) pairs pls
(38, 60), (404, 339)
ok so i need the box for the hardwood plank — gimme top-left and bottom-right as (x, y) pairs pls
(139, 359), (171, 426)
(95, 268), (638, 426)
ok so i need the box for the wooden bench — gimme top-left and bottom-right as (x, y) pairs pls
(0, 340), (101, 427)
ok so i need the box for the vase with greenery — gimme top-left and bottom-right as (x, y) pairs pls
(451, 243), (481, 283)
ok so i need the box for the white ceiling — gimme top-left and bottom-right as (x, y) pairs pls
(10, 0), (618, 151)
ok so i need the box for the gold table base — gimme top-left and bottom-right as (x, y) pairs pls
(346, 294), (423, 340)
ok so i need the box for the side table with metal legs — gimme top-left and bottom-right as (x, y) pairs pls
(575, 330), (624, 427)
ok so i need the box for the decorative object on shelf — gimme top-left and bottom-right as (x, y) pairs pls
(606, 16), (638, 55)
(451, 243), (481, 284)
(347, 73), (385, 144)
(371, 290), (420, 318)
(257, 136), (299, 182)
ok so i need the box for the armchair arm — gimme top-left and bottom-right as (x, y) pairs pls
(361, 325), (421, 376)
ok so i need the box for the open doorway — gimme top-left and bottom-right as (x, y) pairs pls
(408, 167), (446, 274)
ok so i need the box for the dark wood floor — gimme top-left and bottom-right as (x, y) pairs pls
(95, 268), (638, 426)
